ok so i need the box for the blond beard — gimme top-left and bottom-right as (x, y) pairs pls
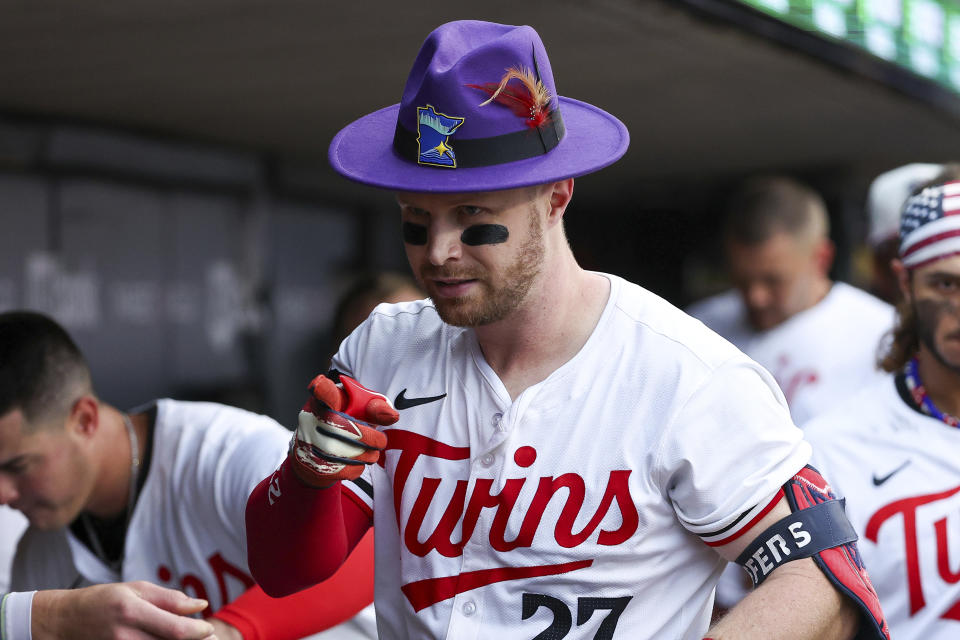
(427, 211), (544, 327)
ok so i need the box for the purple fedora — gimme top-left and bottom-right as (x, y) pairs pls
(328, 20), (629, 192)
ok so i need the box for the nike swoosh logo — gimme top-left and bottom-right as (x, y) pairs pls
(400, 560), (593, 611)
(873, 460), (912, 486)
(394, 389), (447, 410)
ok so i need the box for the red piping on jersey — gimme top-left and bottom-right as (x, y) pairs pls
(703, 489), (784, 548)
(400, 559), (594, 612)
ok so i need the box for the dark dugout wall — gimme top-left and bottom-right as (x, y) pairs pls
(0, 122), (407, 422)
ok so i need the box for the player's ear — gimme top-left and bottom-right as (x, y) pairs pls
(68, 395), (100, 438)
(891, 259), (911, 303)
(546, 178), (574, 226)
(812, 237), (835, 275)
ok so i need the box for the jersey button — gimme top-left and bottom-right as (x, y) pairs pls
(480, 454), (495, 467)
(491, 412), (503, 426)
(462, 600), (477, 616)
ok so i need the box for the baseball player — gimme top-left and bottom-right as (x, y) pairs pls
(866, 163), (943, 303)
(245, 20), (889, 639)
(2, 582), (216, 640)
(805, 170), (960, 639)
(687, 176), (893, 426)
(0, 311), (374, 640)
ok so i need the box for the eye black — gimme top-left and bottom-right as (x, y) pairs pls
(461, 224), (509, 246)
(402, 222), (428, 246)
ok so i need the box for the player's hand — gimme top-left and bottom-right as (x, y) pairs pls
(32, 581), (216, 640)
(290, 371), (399, 489)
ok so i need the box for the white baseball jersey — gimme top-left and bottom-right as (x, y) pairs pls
(687, 283), (893, 425)
(0, 507), (27, 593)
(333, 273), (811, 640)
(9, 400), (374, 640)
(805, 375), (960, 639)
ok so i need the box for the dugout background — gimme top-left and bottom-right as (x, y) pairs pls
(2, 0), (959, 421)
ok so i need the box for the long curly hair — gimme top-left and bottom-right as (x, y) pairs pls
(879, 298), (917, 373)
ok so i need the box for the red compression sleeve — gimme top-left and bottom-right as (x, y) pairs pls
(213, 530), (375, 640)
(245, 457), (371, 596)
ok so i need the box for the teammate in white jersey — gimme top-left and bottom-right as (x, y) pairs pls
(806, 168), (960, 639)
(0, 311), (375, 640)
(687, 179), (892, 611)
(246, 20), (889, 640)
(687, 176), (893, 426)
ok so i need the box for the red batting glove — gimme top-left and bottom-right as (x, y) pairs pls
(290, 372), (398, 489)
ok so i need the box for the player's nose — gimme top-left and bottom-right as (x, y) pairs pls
(0, 474), (19, 505)
(425, 227), (463, 266)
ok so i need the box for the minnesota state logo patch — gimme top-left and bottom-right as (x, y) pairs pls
(416, 105), (465, 168)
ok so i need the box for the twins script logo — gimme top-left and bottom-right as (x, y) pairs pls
(381, 429), (639, 611)
(866, 485), (960, 621)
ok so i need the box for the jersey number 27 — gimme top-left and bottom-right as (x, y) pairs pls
(523, 593), (632, 639)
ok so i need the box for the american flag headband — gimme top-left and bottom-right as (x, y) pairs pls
(899, 180), (960, 270)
